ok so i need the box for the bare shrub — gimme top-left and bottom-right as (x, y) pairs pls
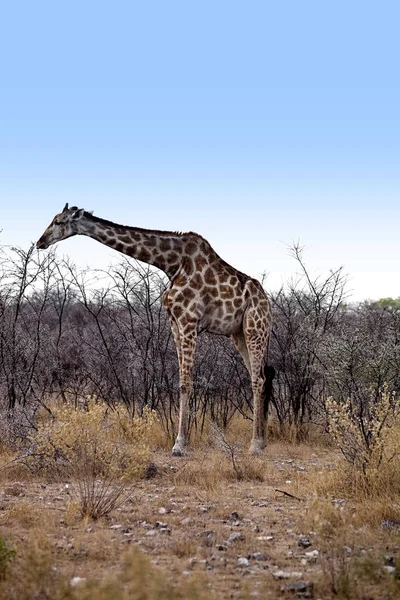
(326, 385), (399, 478)
(27, 397), (157, 518)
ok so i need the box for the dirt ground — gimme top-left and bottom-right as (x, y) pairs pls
(0, 443), (399, 599)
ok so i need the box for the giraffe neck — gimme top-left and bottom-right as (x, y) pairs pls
(77, 213), (185, 279)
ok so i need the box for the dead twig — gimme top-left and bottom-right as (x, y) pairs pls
(275, 488), (303, 502)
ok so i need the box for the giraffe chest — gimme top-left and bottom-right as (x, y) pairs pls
(163, 285), (245, 336)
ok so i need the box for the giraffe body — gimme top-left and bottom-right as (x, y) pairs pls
(37, 204), (272, 455)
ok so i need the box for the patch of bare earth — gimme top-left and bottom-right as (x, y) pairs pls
(0, 443), (399, 599)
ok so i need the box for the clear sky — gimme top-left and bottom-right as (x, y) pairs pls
(1, 1), (399, 301)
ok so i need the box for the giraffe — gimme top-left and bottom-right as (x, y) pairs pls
(36, 204), (273, 455)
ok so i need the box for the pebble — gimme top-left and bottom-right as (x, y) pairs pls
(273, 570), (303, 579)
(226, 532), (244, 544)
(298, 537), (312, 548)
(383, 566), (396, 574)
(70, 577), (87, 587)
(249, 552), (267, 561)
(280, 580), (314, 598)
(237, 557), (250, 567)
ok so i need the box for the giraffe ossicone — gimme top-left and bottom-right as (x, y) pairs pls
(37, 204), (273, 455)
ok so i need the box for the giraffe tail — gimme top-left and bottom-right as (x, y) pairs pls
(263, 365), (275, 419)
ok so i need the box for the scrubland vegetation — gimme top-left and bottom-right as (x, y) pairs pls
(0, 241), (399, 598)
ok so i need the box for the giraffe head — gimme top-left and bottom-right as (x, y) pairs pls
(36, 203), (85, 249)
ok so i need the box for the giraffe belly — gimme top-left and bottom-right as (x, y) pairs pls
(200, 310), (243, 336)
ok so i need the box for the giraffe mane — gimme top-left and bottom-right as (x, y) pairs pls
(84, 212), (207, 240)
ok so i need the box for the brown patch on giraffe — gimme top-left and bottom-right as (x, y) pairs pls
(185, 240), (198, 254)
(204, 267), (217, 286)
(220, 285), (234, 298)
(233, 297), (243, 308)
(156, 256), (167, 271)
(97, 231), (109, 243)
(183, 257), (194, 276)
(119, 234), (133, 244)
(115, 242), (125, 253)
(172, 305), (184, 319)
(174, 292), (185, 305)
(145, 237), (158, 247)
(140, 249), (152, 262)
(196, 254), (208, 270)
(192, 273), (203, 289)
(225, 300), (235, 313)
(159, 238), (172, 252)
(183, 288), (196, 302)
(167, 252), (179, 264)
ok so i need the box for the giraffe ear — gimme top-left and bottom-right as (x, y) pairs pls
(71, 208), (85, 220)
(63, 203), (69, 212)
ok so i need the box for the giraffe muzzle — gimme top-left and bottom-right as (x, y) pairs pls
(36, 239), (49, 250)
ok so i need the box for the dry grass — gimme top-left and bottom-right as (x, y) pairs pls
(0, 402), (400, 599)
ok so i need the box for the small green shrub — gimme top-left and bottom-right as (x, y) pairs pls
(0, 537), (16, 580)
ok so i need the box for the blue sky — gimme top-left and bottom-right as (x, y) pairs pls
(1, 1), (399, 300)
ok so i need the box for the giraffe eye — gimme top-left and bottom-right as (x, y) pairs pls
(54, 219), (61, 226)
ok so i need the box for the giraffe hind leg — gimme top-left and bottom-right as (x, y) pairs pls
(242, 309), (271, 454)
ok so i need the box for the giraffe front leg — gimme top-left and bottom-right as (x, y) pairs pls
(172, 325), (197, 457)
(249, 369), (267, 455)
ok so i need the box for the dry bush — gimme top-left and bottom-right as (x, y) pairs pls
(0, 532), (211, 600)
(324, 385), (400, 504)
(0, 532), (73, 600)
(305, 501), (400, 599)
(326, 384), (399, 474)
(26, 397), (157, 518)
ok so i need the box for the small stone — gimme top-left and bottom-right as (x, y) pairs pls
(70, 577), (87, 587)
(384, 555), (396, 566)
(298, 537), (312, 548)
(180, 517), (193, 526)
(381, 519), (400, 530)
(229, 511), (241, 520)
(155, 521), (167, 528)
(159, 507), (169, 514)
(109, 524), (122, 530)
(383, 565), (396, 574)
(304, 550), (319, 563)
(237, 557), (250, 567)
(159, 527), (171, 535)
(196, 530), (214, 537)
(280, 580), (314, 598)
(226, 532), (244, 544)
(273, 570), (303, 580)
(249, 552), (266, 560)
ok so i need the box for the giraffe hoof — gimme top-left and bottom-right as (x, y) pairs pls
(172, 446), (186, 457)
(249, 439), (266, 455)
